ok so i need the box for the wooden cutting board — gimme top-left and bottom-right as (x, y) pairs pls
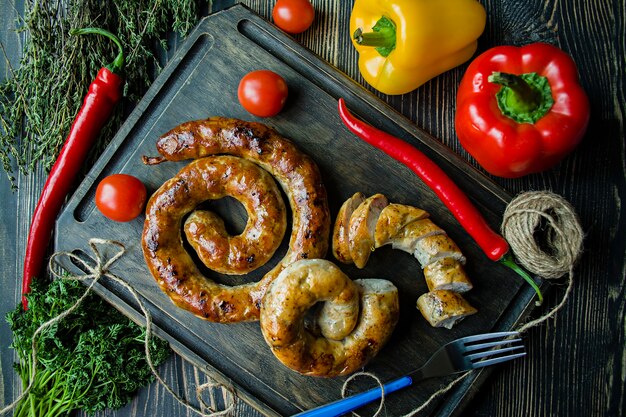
(54, 4), (541, 416)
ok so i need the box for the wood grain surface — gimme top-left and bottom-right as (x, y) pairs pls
(1, 1), (624, 417)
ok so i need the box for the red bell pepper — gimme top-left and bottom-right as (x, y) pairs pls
(455, 43), (590, 178)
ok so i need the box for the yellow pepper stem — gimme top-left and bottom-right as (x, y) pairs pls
(353, 15), (396, 57)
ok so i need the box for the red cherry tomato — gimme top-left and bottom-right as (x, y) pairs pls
(95, 174), (147, 222)
(237, 70), (289, 118)
(272, 0), (315, 34)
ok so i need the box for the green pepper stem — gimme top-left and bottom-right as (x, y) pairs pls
(353, 15), (396, 57)
(353, 27), (394, 48)
(500, 252), (544, 305)
(70, 27), (125, 74)
(489, 72), (540, 112)
(488, 71), (555, 124)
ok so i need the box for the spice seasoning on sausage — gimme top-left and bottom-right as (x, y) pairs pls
(260, 259), (399, 377)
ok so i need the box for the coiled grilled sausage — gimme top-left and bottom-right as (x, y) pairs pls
(181, 157), (287, 275)
(143, 118), (330, 322)
(260, 259), (399, 377)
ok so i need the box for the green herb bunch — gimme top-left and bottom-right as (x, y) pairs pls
(0, 0), (210, 188)
(6, 277), (171, 417)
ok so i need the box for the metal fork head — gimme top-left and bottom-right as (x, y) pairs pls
(410, 331), (526, 380)
(447, 331), (526, 371)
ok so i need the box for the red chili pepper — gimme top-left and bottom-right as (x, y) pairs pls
(21, 28), (124, 309)
(455, 43), (590, 178)
(337, 98), (542, 303)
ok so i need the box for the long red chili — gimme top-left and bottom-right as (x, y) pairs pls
(337, 98), (542, 303)
(21, 28), (124, 309)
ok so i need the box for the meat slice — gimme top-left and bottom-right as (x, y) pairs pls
(413, 234), (466, 267)
(423, 258), (473, 292)
(332, 192), (366, 264)
(380, 218), (445, 253)
(348, 194), (389, 269)
(416, 290), (477, 329)
(374, 203), (429, 248)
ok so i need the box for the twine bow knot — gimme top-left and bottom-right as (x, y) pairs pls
(49, 237), (126, 282)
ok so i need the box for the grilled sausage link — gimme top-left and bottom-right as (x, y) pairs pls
(332, 193), (476, 328)
(260, 259), (399, 377)
(143, 118), (330, 323)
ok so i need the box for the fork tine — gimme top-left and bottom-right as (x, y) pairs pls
(471, 351), (527, 369)
(459, 331), (520, 344)
(467, 344), (525, 361)
(462, 337), (522, 353)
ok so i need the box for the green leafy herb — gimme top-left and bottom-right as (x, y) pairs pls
(0, 0), (210, 188)
(7, 276), (171, 416)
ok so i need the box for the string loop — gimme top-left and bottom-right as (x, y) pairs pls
(501, 190), (584, 280)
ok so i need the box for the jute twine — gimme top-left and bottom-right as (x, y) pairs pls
(0, 238), (235, 417)
(501, 191), (584, 281)
(2, 191), (584, 417)
(340, 190), (585, 416)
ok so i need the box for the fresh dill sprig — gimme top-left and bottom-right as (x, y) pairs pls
(7, 277), (172, 416)
(0, 0), (209, 189)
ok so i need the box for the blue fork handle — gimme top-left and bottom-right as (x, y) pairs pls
(292, 376), (413, 417)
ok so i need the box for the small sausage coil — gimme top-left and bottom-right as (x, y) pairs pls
(260, 259), (399, 377)
(181, 156), (287, 275)
(332, 192), (477, 328)
(143, 118), (330, 323)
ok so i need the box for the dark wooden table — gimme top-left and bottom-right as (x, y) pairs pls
(1, 1), (624, 416)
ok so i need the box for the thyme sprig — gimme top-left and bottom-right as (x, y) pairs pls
(0, 0), (209, 189)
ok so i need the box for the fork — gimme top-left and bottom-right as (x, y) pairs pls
(292, 331), (526, 417)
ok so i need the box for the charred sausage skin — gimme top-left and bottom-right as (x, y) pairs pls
(143, 118), (330, 323)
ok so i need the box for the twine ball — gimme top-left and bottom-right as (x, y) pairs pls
(501, 191), (584, 280)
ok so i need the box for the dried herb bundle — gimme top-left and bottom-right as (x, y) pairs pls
(0, 0), (211, 188)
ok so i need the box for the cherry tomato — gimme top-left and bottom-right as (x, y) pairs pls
(237, 70), (289, 117)
(272, 0), (315, 34)
(95, 174), (147, 222)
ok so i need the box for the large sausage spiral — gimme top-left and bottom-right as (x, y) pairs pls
(260, 259), (399, 377)
(143, 118), (330, 323)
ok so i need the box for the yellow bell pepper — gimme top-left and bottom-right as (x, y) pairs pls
(350, 0), (487, 95)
